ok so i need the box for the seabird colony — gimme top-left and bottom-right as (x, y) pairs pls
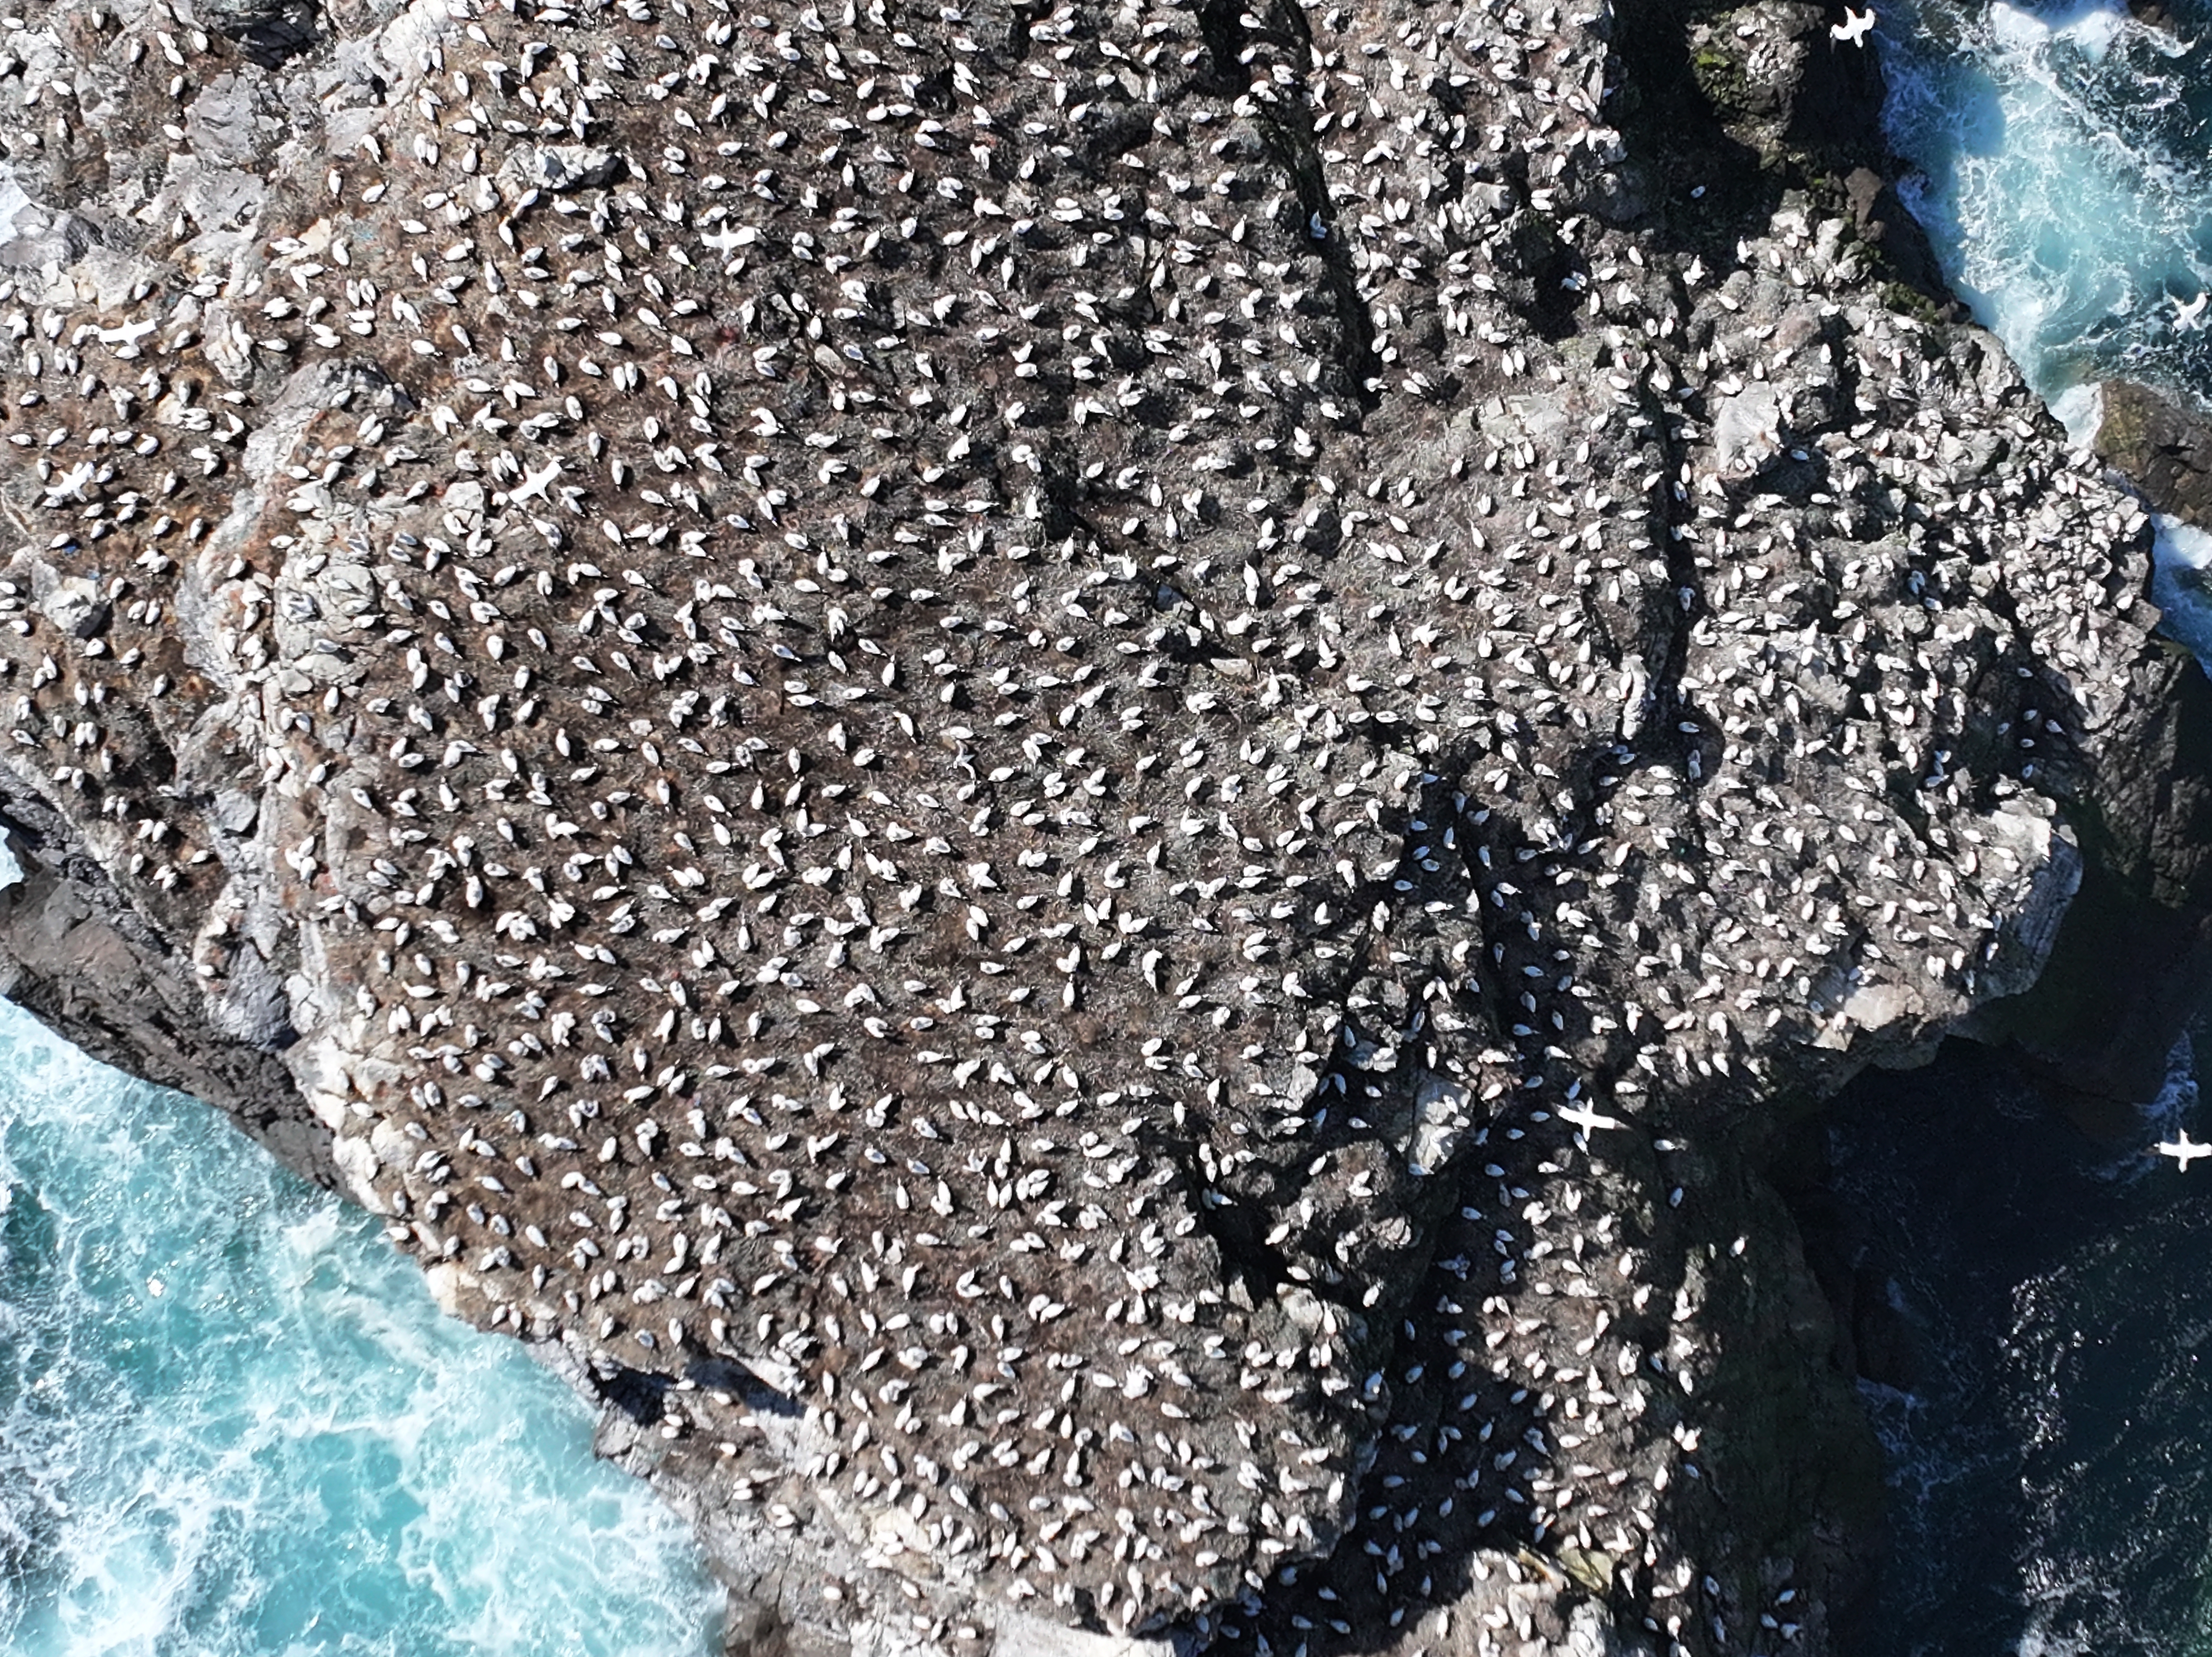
(0, 0), (2168, 1651)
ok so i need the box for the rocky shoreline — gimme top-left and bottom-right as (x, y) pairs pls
(0, 0), (2205, 1652)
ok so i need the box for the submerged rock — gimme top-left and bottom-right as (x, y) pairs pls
(0, 0), (2198, 1654)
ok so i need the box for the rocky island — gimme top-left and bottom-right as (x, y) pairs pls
(0, 0), (2203, 1652)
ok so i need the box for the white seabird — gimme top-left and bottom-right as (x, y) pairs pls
(2157, 1129), (2212, 1169)
(1831, 6), (1876, 45)
(1558, 1102), (1627, 1135)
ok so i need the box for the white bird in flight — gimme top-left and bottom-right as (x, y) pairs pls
(2158, 1129), (2212, 1169)
(1832, 6), (1876, 45)
(2175, 290), (2209, 332)
(1557, 1101), (1627, 1135)
(508, 459), (564, 503)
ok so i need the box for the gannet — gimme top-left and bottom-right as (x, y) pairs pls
(1558, 1102), (1627, 1135)
(1831, 7), (1876, 44)
(2157, 1130), (2212, 1169)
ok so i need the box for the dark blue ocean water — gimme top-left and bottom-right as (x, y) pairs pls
(1830, 8), (2212, 1651)
(1830, 1038), (2212, 1657)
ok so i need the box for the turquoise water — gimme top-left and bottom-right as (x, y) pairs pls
(1879, 0), (2212, 423)
(1877, 0), (2212, 657)
(0, 996), (722, 1657)
(1850, 10), (2212, 1651)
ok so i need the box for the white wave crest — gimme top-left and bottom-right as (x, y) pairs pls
(1881, 0), (2212, 670)
(0, 1000), (720, 1657)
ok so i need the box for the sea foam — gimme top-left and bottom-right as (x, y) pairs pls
(0, 999), (721, 1656)
(1881, 0), (2212, 653)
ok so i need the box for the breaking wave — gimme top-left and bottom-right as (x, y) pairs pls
(1880, 0), (2212, 427)
(1879, 0), (2212, 658)
(0, 998), (721, 1656)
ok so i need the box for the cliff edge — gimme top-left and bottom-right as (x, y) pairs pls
(0, 0), (2200, 1654)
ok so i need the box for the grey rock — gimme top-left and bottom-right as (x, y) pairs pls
(0, 2), (2199, 1656)
(2094, 378), (2212, 524)
(499, 143), (623, 199)
(38, 579), (109, 640)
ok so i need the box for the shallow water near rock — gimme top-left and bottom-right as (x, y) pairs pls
(1878, 0), (2212, 651)
(0, 996), (723, 1657)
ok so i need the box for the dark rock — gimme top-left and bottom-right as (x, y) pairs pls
(1951, 382), (2212, 1106)
(193, 0), (320, 66)
(1842, 165), (1956, 312)
(1965, 621), (2212, 1105)
(2095, 379), (2212, 524)
(1680, 1), (1887, 167)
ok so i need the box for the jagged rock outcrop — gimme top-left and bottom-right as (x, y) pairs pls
(0, 0), (2197, 1654)
(1944, 375), (2212, 1117)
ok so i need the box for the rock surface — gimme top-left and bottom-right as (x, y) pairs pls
(1948, 375), (2212, 1118)
(2095, 379), (2212, 527)
(0, 0), (2196, 1654)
